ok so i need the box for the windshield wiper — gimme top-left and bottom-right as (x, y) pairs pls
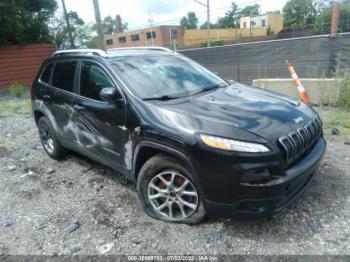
(143, 84), (227, 101)
(190, 84), (227, 96)
(143, 95), (182, 101)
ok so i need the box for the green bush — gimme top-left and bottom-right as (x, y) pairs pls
(338, 73), (350, 110)
(212, 40), (224, 46)
(8, 82), (25, 98)
(199, 40), (224, 48)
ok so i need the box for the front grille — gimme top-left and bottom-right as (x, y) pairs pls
(279, 116), (322, 164)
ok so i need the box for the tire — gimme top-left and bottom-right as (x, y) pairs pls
(137, 153), (206, 224)
(37, 116), (67, 160)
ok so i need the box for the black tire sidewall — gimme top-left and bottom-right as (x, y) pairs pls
(137, 154), (206, 224)
(38, 117), (66, 160)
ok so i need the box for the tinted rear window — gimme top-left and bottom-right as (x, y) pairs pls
(40, 63), (54, 83)
(52, 61), (77, 92)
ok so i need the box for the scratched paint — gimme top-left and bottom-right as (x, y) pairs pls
(124, 137), (133, 170)
(61, 104), (113, 150)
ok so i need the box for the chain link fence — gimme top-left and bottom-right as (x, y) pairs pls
(180, 33), (350, 85)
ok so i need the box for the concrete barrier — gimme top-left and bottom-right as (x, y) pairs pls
(252, 78), (342, 105)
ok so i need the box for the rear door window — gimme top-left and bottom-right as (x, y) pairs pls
(52, 61), (77, 92)
(40, 63), (54, 83)
(80, 61), (113, 101)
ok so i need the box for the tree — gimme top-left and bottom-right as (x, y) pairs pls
(217, 2), (240, 28)
(50, 11), (93, 49)
(239, 4), (260, 17)
(200, 22), (219, 29)
(102, 16), (116, 35)
(314, 1), (350, 34)
(0, 0), (57, 45)
(217, 17), (233, 28)
(180, 12), (198, 29)
(315, 0), (332, 10)
(283, 0), (317, 27)
(101, 15), (128, 35)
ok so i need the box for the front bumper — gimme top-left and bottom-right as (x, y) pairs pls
(192, 137), (326, 218)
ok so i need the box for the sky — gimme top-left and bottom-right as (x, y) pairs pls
(60, 0), (288, 30)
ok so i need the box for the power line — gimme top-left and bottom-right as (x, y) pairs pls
(192, 0), (211, 47)
(127, 0), (270, 31)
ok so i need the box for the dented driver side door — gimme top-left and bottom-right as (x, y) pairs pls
(71, 60), (130, 172)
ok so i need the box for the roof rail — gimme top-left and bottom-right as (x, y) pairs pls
(52, 49), (108, 58)
(107, 46), (173, 53)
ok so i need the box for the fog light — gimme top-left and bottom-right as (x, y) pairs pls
(241, 168), (271, 184)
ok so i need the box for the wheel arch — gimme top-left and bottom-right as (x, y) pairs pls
(132, 141), (198, 184)
(34, 110), (45, 126)
(32, 106), (59, 132)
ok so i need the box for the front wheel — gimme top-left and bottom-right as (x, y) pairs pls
(137, 154), (206, 224)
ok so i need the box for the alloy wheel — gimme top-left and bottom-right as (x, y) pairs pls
(39, 123), (55, 154)
(147, 171), (199, 221)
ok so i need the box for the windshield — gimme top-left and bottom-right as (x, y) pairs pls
(110, 54), (228, 99)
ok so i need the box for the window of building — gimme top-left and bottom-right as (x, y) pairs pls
(80, 61), (114, 101)
(119, 37), (126, 43)
(52, 61), (77, 92)
(243, 22), (247, 28)
(146, 31), (156, 39)
(131, 34), (140, 41)
(261, 19), (266, 27)
(40, 63), (54, 83)
(106, 39), (113, 45)
(170, 29), (177, 39)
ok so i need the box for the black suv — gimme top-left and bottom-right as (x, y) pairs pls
(32, 47), (326, 224)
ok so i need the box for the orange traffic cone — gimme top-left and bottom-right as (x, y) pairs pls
(286, 59), (311, 105)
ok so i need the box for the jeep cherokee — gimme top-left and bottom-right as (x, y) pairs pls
(31, 47), (326, 224)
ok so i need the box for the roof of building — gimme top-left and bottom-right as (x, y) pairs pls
(106, 25), (183, 37)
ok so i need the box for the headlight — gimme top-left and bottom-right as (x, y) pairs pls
(200, 134), (270, 153)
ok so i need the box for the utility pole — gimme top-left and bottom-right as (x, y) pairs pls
(249, 12), (252, 37)
(193, 0), (211, 47)
(61, 0), (75, 48)
(331, 1), (340, 38)
(169, 29), (172, 49)
(92, 0), (105, 50)
(148, 10), (154, 46)
(206, 0), (211, 47)
(169, 29), (177, 52)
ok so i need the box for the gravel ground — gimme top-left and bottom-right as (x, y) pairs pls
(0, 98), (349, 256)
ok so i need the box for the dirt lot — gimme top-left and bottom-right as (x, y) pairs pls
(0, 96), (350, 256)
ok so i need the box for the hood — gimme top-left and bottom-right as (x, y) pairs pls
(149, 83), (317, 143)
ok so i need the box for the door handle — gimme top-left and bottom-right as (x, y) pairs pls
(73, 104), (85, 111)
(42, 95), (50, 104)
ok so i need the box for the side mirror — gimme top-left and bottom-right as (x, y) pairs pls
(99, 87), (124, 105)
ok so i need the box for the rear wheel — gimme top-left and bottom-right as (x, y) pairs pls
(38, 117), (67, 160)
(137, 154), (206, 224)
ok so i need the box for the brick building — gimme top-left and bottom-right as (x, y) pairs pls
(105, 25), (184, 49)
(240, 12), (284, 33)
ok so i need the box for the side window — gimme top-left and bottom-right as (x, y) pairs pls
(40, 63), (54, 83)
(80, 61), (113, 101)
(52, 61), (77, 92)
